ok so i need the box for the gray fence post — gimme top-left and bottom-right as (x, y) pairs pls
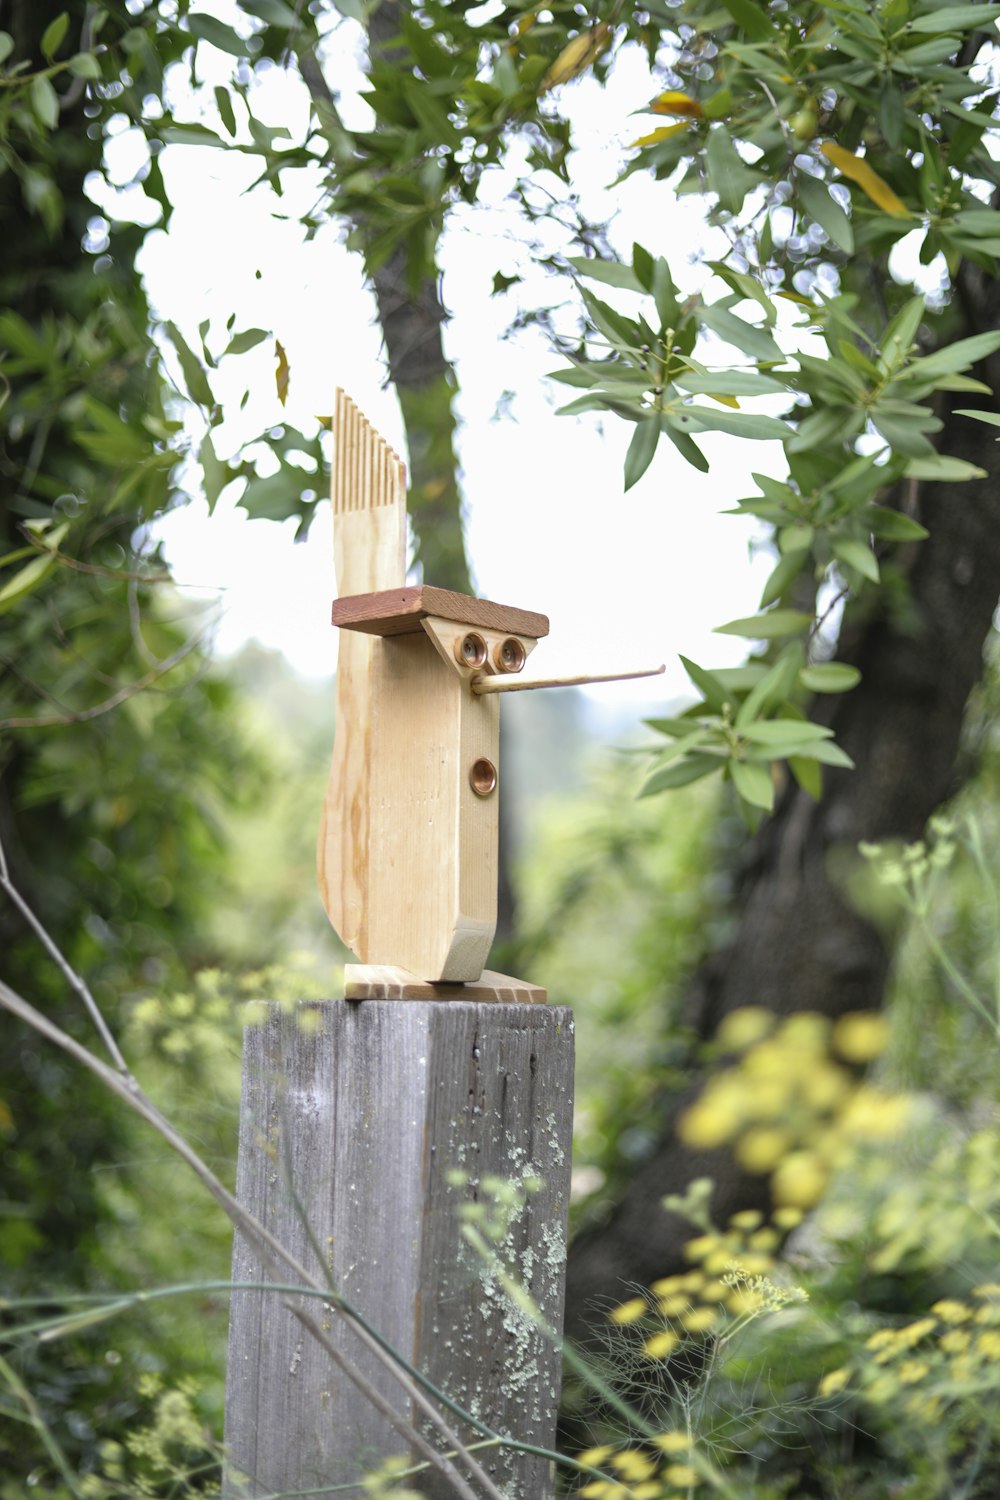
(224, 998), (574, 1499)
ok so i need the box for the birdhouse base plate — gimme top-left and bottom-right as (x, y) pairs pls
(344, 964), (547, 1004)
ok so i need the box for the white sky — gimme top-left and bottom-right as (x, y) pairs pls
(105, 10), (785, 707)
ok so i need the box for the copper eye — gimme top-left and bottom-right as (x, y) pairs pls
(494, 637), (526, 674)
(469, 758), (497, 797)
(455, 632), (488, 669)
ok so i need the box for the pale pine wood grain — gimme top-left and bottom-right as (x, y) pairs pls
(317, 390), (407, 958)
(344, 964), (547, 1002)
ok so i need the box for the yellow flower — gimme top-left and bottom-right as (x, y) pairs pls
(701, 1280), (730, 1303)
(977, 1330), (1000, 1358)
(832, 1010), (888, 1062)
(931, 1299), (972, 1324)
(717, 1007), (775, 1051)
(651, 1276), (687, 1297)
(577, 1446), (615, 1467)
(657, 1295), (691, 1318)
(682, 1306), (718, 1336)
(608, 1297), (647, 1325)
(897, 1359), (929, 1384)
(898, 1318), (937, 1346)
(819, 1367), (850, 1397)
(939, 1330), (970, 1354)
(644, 1330), (680, 1359)
(653, 1431), (690, 1454)
(679, 1078), (747, 1147)
(771, 1150), (829, 1209)
(665, 1464), (699, 1486)
(736, 1126), (792, 1173)
(683, 1235), (718, 1262)
(729, 1209), (764, 1231)
(609, 1448), (655, 1480)
(772, 1206), (804, 1230)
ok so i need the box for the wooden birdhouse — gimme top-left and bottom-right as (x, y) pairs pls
(318, 391), (660, 1001)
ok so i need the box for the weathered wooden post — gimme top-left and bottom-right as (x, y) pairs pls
(224, 395), (661, 1498)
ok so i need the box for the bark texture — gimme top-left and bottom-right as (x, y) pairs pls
(564, 387), (1000, 1343)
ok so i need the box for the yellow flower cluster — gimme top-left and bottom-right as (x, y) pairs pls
(678, 1008), (902, 1209)
(576, 1434), (699, 1498)
(818, 1284), (1000, 1417)
(607, 1207), (807, 1362)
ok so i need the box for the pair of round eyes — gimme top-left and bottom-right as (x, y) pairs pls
(454, 633), (525, 674)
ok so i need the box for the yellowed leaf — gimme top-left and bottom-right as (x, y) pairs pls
(710, 394), (740, 409)
(539, 22), (611, 91)
(275, 338), (290, 407)
(820, 141), (910, 218)
(649, 90), (704, 118)
(630, 122), (693, 147)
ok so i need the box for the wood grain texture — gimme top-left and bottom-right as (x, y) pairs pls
(318, 390), (407, 957)
(332, 585), (549, 641)
(344, 965), (547, 1003)
(224, 1000), (575, 1499)
(349, 632), (497, 979)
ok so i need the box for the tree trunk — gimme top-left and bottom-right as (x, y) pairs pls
(564, 386), (1000, 1342)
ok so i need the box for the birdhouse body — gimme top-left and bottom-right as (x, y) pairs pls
(363, 625), (499, 981)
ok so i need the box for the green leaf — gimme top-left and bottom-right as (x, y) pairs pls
(955, 407), (1000, 432)
(0, 524), (67, 614)
(731, 758), (775, 811)
(239, 0), (298, 23)
(759, 550), (807, 609)
(215, 85), (237, 137)
(68, 51), (101, 78)
(624, 418), (660, 490)
(797, 174), (854, 254)
(705, 127), (755, 215)
(679, 656), (730, 713)
(879, 294), (925, 368)
(568, 256), (645, 293)
(641, 753), (722, 796)
(800, 662), (861, 693)
(789, 754), (823, 798)
(224, 327), (269, 356)
(735, 645), (803, 728)
(741, 719), (833, 748)
(904, 454), (987, 481)
(30, 75), (59, 131)
(188, 13), (248, 56)
(672, 407), (789, 441)
(163, 321), (215, 409)
(909, 4), (1000, 31)
(673, 370), (788, 397)
(715, 610), (813, 639)
(832, 537), (880, 582)
(698, 304), (783, 363)
(909, 331), (1000, 379)
(41, 11), (69, 60)
(720, 0), (777, 40)
(645, 716), (705, 738)
(862, 506), (929, 541)
(801, 739), (855, 769)
(0, 32), (13, 65)
(661, 424), (710, 472)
